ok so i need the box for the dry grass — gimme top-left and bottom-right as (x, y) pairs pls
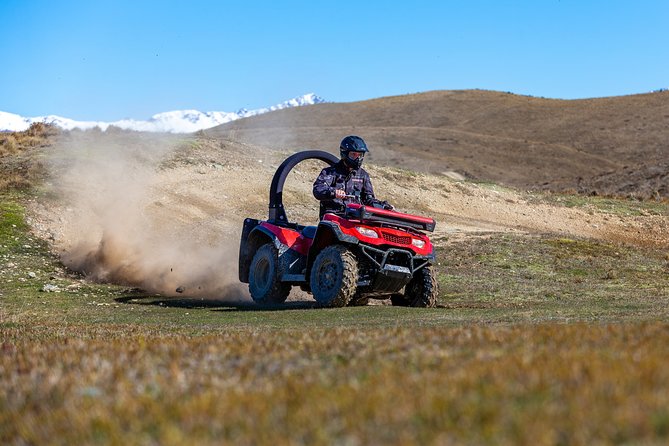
(0, 122), (58, 157)
(3, 323), (669, 445)
(438, 234), (669, 320)
(0, 123), (58, 192)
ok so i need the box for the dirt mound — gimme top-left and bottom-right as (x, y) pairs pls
(207, 89), (669, 199)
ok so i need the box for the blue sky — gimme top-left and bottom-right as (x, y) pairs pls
(1, 0), (667, 120)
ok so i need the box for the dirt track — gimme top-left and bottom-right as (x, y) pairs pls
(27, 135), (669, 298)
(144, 137), (668, 246)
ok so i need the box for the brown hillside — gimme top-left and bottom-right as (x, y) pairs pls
(209, 90), (669, 198)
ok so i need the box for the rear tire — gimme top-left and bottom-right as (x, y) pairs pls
(248, 243), (290, 304)
(392, 266), (438, 308)
(310, 245), (358, 307)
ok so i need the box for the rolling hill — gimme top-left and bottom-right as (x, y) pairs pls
(208, 89), (669, 199)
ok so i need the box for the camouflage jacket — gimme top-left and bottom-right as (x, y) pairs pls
(313, 160), (384, 217)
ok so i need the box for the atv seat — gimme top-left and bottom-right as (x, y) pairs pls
(301, 226), (317, 239)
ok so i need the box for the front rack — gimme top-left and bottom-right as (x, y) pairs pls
(344, 203), (436, 232)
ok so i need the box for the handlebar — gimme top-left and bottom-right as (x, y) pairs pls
(343, 194), (364, 205)
(341, 194), (395, 211)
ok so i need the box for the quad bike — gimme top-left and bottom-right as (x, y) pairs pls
(238, 150), (438, 307)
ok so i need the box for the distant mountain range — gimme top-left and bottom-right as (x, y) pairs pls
(0, 93), (324, 133)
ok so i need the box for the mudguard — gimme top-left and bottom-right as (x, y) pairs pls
(311, 220), (360, 249)
(305, 220), (360, 276)
(238, 218), (264, 283)
(239, 221), (294, 283)
(240, 221), (313, 283)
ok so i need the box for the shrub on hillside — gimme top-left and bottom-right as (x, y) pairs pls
(0, 122), (59, 157)
(0, 123), (58, 191)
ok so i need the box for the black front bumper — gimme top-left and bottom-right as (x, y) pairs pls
(356, 244), (435, 294)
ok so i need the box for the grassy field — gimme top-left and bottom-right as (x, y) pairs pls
(3, 188), (669, 445)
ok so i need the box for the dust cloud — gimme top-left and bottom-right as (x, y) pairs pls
(46, 130), (248, 300)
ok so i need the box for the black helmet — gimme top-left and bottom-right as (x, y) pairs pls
(339, 135), (368, 169)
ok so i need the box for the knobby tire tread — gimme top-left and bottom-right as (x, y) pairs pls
(393, 266), (438, 308)
(311, 245), (357, 308)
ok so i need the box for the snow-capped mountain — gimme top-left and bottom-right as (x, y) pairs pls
(0, 93), (324, 134)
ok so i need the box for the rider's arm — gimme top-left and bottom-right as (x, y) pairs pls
(360, 172), (377, 205)
(313, 169), (336, 200)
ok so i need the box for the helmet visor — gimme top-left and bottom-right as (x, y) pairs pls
(347, 151), (364, 160)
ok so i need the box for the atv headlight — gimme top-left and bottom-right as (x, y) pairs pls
(356, 226), (378, 238)
(412, 238), (426, 249)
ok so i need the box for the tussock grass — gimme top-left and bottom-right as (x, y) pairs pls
(0, 123), (58, 192)
(0, 123), (58, 157)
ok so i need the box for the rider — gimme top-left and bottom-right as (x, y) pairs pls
(313, 135), (393, 218)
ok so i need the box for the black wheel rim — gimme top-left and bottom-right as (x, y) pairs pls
(318, 259), (340, 292)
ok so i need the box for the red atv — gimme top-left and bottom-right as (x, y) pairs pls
(238, 150), (438, 307)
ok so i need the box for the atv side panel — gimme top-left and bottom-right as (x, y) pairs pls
(240, 222), (319, 284)
(259, 222), (312, 256)
(240, 221), (305, 283)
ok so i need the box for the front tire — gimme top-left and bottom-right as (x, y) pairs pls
(248, 243), (290, 304)
(391, 266), (438, 308)
(310, 245), (358, 307)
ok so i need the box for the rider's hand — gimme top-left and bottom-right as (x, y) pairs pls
(334, 189), (346, 199)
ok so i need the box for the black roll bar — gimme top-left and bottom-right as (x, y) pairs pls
(268, 150), (339, 224)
